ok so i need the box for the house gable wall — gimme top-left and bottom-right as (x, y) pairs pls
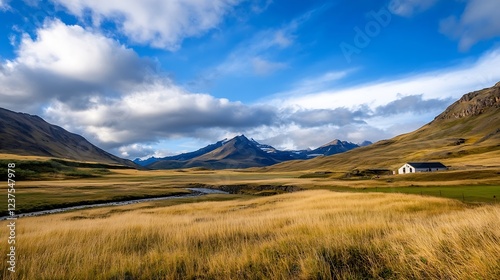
(398, 162), (447, 174)
(398, 163), (415, 174)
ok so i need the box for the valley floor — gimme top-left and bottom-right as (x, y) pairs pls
(1, 163), (499, 279)
(1, 190), (499, 279)
(3, 166), (499, 215)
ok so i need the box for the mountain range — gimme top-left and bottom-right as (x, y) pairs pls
(1, 81), (498, 172)
(137, 136), (365, 169)
(0, 107), (365, 170)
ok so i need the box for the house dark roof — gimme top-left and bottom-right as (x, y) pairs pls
(407, 162), (447, 169)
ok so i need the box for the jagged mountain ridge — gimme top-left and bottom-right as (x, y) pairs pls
(144, 135), (363, 169)
(434, 81), (500, 120)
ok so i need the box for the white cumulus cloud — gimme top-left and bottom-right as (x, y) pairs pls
(0, 19), (154, 111)
(50, 0), (241, 50)
(15, 19), (150, 83)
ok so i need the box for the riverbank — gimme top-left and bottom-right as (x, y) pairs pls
(0, 188), (229, 220)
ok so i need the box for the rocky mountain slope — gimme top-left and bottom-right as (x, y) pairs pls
(434, 81), (500, 120)
(147, 135), (278, 169)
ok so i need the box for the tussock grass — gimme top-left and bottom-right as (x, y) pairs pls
(2, 190), (499, 279)
(325, 185), (500, 204)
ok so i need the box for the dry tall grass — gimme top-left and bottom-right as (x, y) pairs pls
(2, 190), (499, 279)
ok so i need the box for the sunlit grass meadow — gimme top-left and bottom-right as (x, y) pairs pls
(2, 164), (499, 216)
(2, 190), (499, 279)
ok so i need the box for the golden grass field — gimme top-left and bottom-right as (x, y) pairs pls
(1, 164), (499, 215)
(1, 153), (499, 279)
(1, 190), (499, 279)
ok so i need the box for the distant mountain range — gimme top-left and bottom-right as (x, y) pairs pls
(0, 108), (138, 168)
(136, 135), (368, 169)
(0, 106), (367, 170)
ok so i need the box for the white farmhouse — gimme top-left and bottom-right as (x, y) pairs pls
(398, 162), (447, 174)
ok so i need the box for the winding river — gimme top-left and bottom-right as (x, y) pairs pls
(0, 188), (229, 220)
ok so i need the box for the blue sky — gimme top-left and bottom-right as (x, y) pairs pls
(1, 0), (499, 159)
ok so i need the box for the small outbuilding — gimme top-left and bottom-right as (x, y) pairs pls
(398, 162), (447, 174)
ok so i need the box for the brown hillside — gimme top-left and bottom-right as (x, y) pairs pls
(0, 108), (138, 167)
(266, 82), (500, 172)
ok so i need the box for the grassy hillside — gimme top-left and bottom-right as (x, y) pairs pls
(266, 83), (500, 172)
(2, 190), (499, 279)
(0, 157), (133, 181)
(0, 108), (138, 167)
